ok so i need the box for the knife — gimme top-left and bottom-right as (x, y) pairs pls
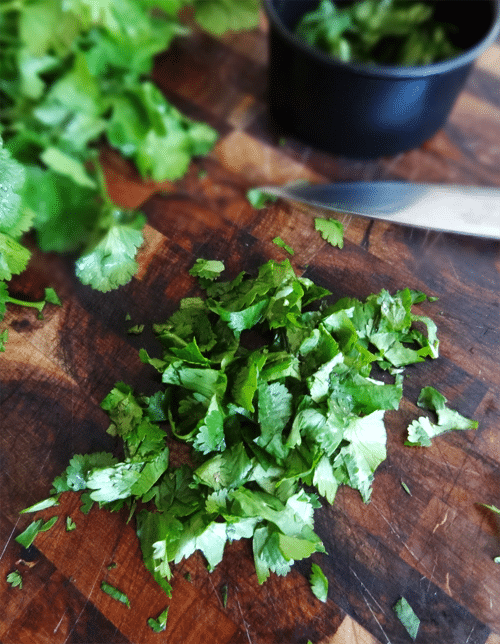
(258, 181), (500, 239)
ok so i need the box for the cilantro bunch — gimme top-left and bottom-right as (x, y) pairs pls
(295, 0), (461, 66)
(23, 258), (443, 596)
(0, 0), (259, 292)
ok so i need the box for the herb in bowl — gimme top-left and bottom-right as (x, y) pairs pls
(295, 0), (462, 66)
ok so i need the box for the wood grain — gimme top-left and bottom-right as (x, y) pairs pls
(2, 11), (500, 644)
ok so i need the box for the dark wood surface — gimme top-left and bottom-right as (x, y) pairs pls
(2, 12), (500, 644)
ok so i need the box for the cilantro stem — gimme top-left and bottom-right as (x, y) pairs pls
(6, 295), (46, 315)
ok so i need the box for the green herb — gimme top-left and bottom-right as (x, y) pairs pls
(295, 0), (462, 66)
(309, 563), (328, 602)
(148, 605), (169, 632)
(221, 583), (228, 607)
(15, 516), (58, 548)
(406, 386), (478, 447)
(481, 504), (500, 515)
(127, 324), (145, 335)
(0, 1), (258, 296)
(101, 581), (131, 608)
(246, 188), (278, 209)
(272, 237), (294, 255)
(22, 258), (443, 603)
(401, 480), (411, 496)
(314, 217), (344, 248)
(189, 258), (225, 281)
(0, 139), (62, 348)
(393, 596), (420, 640)
(494, 557), (500, 564)
(6, 570), (23, 589)
(20, 496), (60, 513)
(66, 516), (76, 531)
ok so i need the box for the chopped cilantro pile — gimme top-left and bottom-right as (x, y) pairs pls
(295, 0), (462, 66)
(17, 258), (453, 610)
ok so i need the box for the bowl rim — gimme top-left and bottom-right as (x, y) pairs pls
(262, 0), (500, 79)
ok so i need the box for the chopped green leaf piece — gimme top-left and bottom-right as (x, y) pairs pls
(273, 237), (294, 255)
(494, 557), (500, 564)
(15, 516), (57, 548)
(309, 563), (328, 602)
(401, 481), (412, 496)
(246, 188), (277, 209)
(101, 581), (131, 608)
(406, 386), (478, 446)
(221, 583), (228, 607)
(66, 516), (76, 531)
(314, 218), (344, 248)
(148, 606), (169, 632)
(189, 258), (225, 281)
(20, 496), (60, 513)
(393, 596), (420, 640)
(481, 504), (500, 515)
(6, 570), (23, 589)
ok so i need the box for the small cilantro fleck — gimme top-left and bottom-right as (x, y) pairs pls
(189, 258), (225, 281)
(272, 237), (294, 255)
(401, 481), (412, 495)
(246, 188), (277, 209)
(393, 597), (420, 640)
(7, 570), (23, 589)
(101, 581), (131, 608)
(309, 563), (328, 602)
(66, 516), (76, 531)
(148, 606), (169, 632)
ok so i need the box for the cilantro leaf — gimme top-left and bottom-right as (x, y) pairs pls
(393, 596), (420, 640)
(314, 218), (344, 248)
(15, 517), (58, 548)
(0, 141), (30, 238)
(309, 563), (329, 602)
(148, 606), (169, 632)
(101, 581), (131, 608)
(189, 258), (225, 281)
(75, 220), (145, 292)
(406, 386), (478, 447)
(6, 570), (23, 589)
(246, 188), (277, 209)
(273, 237), (294, 255)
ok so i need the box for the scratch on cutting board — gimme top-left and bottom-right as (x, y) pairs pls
(62, 552), (111, 644)
(349, 568), (392, 644)
(236, 598), (254, 644)
(445, 572), (452, 596)
(54, 609), (67, 634)
(0, 518), (20, 563)
(371, 503), (432, 575)
(207, 574), (224, 609)
(432, 510), (449, 534)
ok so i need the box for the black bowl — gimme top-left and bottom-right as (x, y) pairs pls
(263, 0), (500, 158)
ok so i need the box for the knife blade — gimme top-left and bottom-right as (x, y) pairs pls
(258, 181), (500, 239)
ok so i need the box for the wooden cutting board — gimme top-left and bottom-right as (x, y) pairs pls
(2, 13), (500, 644)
